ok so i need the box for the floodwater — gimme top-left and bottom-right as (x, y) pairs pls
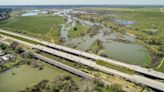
(0, 61), (80, 92)
(22, 12), (38, 16)
(60, 15), (151, 65)
(61, 30), (151, 65)
(103, 41), (151, 65)
(113, 19), (135, 26)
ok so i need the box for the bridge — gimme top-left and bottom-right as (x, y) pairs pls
(0, 30), (164, 91)
(0, 29), (163, 80)
(33, 53), (94, 80)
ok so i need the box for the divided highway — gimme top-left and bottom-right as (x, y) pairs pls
(0, 32), (164, 91)
(33, 53), (94, 80)
(0, 29), (163, 80)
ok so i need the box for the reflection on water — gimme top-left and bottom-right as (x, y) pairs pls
(22, 12), (38, 16)
(60, 17), (150, 65)
(113, 19), (135, 26)
(104, 41), (151, 65)
(60, 24), (68, 40)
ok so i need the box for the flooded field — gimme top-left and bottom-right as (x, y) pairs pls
(112, 19), (136, 26)
(0, 61), (81, 92)
(2, 9), (151, 65)
(22, 12), (38, 16)
(61, 23), (151, 65)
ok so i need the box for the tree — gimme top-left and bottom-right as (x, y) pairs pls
(10, 41), (19, 49)
(73, 27), (77, 31)
(16, 46), (24, 54)
(110, 84), (124, 92)
(80, 80), (96, 92)
(53, 75), (79, 92)
(0, 44), (8, 49)
(20, 51), (34, 59)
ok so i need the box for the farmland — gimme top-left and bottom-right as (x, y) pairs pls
(0, 15), (66, 43)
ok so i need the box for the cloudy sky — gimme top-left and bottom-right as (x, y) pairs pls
(0, 0), (164, 5)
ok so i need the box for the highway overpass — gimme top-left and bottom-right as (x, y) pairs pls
(0, 33), (164, 91)
(0, 29), (163, 80)
(33, 53), (94, 80)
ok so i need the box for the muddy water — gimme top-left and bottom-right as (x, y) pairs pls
(60, 23), (151, 65)
(0, 61), (80, 92)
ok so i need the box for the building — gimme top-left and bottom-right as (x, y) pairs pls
(0, 54), (15, 64)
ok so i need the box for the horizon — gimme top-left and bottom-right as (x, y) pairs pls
(0, 0), (164, 6)
(0, 4), (164, 7)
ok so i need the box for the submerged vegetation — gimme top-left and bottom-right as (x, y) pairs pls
(21, 74), (124, 92)
(88, 25), (102, 37)
(68, 20), (89, 38)
(90, 39), (104, 54)
(0, 7), (163, 92)
(76, 7), (164, 71)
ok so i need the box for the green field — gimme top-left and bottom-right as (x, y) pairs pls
(0, 15), (65, 42)
(68, 22), (89, 38)
(96, 60), (135, 74)
(82, 7), (164, 39)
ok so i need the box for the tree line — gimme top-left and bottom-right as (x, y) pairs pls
(0, 8), (12, 21)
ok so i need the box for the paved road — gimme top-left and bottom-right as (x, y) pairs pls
(36, 45), (164, 91)
(33, 53), (94, 80)
(1, 34), (112, 85)
(1, 30), (164, 91)
(0, 37), (6, 42)
(0, 29), (163, 80)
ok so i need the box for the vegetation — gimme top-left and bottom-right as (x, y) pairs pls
(0, 42), (23, 72)
(0, 15), (65, 34)
(155, 58), (164, 72)
(96, 60), (135, 74)
(77, 7), (164, 71)
(68, 21), (89, 38)
(0, 15), (65, 42)
(0, 8), (12, 21)
(75, 14), (108, 23)
(39, 52), (145, 91)
(39, 51), (96, 73)
(88, 25), (102, 37)
(0, 31), (40, 44)
(0, 41), (43, 72)
(21, 74), (124, 92)
(91, 39), (104, 54)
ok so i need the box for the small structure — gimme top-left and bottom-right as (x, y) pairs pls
(0, 54), (15, 64)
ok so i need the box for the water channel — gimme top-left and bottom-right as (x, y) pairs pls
(60, 13), (151, 65)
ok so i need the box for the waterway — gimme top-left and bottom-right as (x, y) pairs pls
(60, 13), (151, 65)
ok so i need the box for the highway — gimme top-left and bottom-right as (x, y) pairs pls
(0, 33), (164, 91)
(37, 45), (164, 92)
(34, 54), (164, 91)
(0, 29), (164, 80)
(0, 36), (7, 42)
(33, 53), (94, 80)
